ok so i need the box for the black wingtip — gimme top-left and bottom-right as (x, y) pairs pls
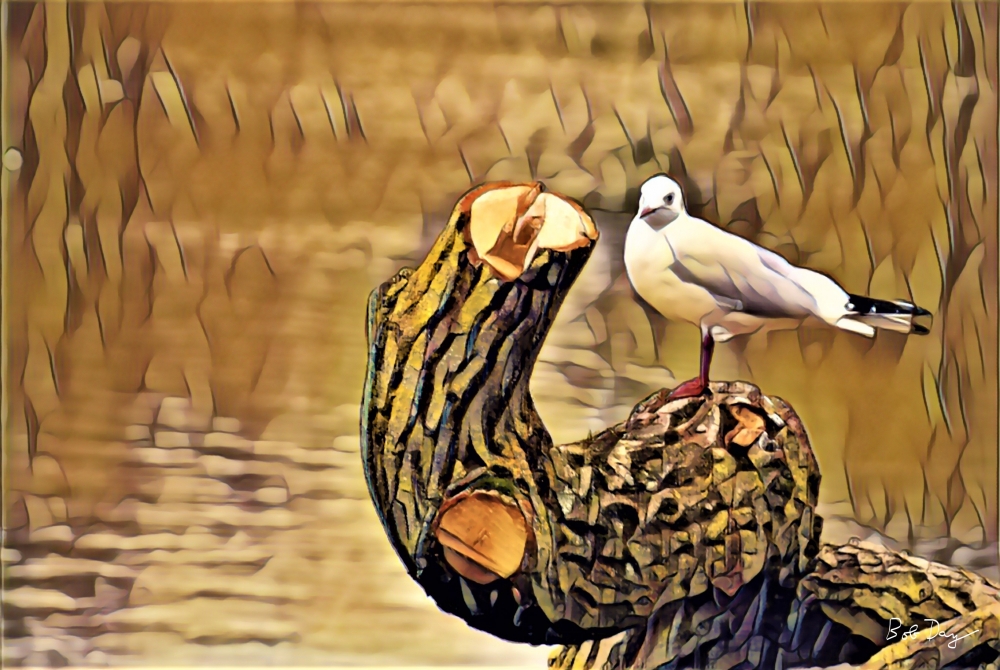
(847, 294), (933, 318)
(912, 323), (931, 335)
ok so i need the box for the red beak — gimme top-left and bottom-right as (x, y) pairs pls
(639, 206), (659, 218)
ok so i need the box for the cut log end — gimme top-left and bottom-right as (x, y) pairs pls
(725, 403), (767, 447)
(464, 182), (598, 281)
(434, 490), (529, 584)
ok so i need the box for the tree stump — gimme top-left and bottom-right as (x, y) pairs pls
(360, 183), (1000, 667)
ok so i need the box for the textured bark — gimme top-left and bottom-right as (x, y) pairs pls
(362, 184), (999, 665)
(552, 540), (1000, 670)
(543, 382), (822, 634)
(361, 181), (603, 644)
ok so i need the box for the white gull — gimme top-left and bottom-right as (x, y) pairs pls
(624, 174), (932, 400)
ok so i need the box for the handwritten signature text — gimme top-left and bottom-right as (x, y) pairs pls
(887, 618), (980, 649)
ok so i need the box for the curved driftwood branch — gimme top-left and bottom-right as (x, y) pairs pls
(360, 182), (999, 666)
(361, 181), (604, 643)
(551, 539), (999, 670)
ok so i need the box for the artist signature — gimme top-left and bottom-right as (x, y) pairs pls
(887, 619), (980, 649)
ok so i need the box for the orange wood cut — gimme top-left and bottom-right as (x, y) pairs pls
(434, 490), (528, 584)
(457, 181), (537, 215)
(459, 182), (597, 282)
(726, 404), (766, 447)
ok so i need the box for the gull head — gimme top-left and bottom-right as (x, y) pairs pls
(637, 174), (684, 224)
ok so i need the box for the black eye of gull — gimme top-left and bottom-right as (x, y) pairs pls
(666, 193), (674, 205)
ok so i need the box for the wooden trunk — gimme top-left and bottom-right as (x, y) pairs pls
(361, 183), (1000, 668)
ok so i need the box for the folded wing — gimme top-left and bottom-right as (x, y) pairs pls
(664, 216), (850, 323)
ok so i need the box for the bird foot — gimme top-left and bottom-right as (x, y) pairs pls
(666, 378), (710, 401)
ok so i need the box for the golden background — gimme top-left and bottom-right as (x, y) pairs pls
(2, 0), (997, 666)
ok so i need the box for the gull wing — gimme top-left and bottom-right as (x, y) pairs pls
(663, 216), (847, 320)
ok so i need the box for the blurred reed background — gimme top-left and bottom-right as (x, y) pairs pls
(1, 0), (997, 666)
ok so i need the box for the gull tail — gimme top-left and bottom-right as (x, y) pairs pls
(835, 295), (932, 338)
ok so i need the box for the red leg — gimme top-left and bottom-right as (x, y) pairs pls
(667, 330), (715, 400)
